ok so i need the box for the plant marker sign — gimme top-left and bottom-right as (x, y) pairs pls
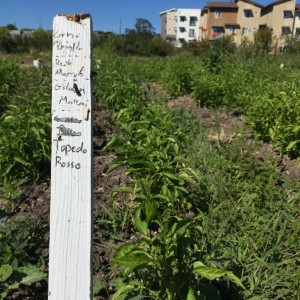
(49, 14), (93, 299)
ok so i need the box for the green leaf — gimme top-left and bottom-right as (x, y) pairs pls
(4, 115), (14, 122)
(134, 207), (148, 236)
(127, 295), (145, 300)
(164, 218), (190, 240)
(163, 172), (182, 182)
(178, 172), (198, 186)
(113, 243), (149, 269)
(114, 186), (135, 194)
(112, 283), (135, 300)
(248, 296), (266, 300)
(0, 264), (13, 282)
(269, 127), (275, 140)
(103, 134), (119, 151)
(13, 156), (31, 166)
(167, 137), (177, 143)
(93, 280), (106, 295)
(185, 167), (200, 180)
(193, 262), (245, 289)
(18, 266), (46, 286)
(1, 281), (20, 299)
(187, 287), (196, 300)
(286, 140), (299, 151)
(145, 201), (156, 224)
(172, 156), (189, 163)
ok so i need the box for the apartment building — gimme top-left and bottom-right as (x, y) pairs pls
(260, 0), (296, 47)
(161, 0), (299, 47)
(160, 8), (201, 47)
(200, 0), (264, 43)
(236, 0), (264, 44)
(202, 2), (239, 40)
(160, 8), (177, 44)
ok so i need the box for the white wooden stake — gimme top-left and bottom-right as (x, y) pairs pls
(49, 14), (93, 300)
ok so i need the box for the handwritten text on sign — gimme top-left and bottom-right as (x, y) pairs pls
(52, 16), (91, 171)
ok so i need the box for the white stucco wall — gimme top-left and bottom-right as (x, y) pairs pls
(176, 9), (202, 47)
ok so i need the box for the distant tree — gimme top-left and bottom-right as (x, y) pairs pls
(149, 36), (173, 56)
(124, 28), (136, 35)
(254, 27), (274, 53)
(28, 29), (52, 52)
(121, 18), (155, 55)
(0, 27), (12, 52)
(134, 18), (155, 35)
(6, 24), (17, 30)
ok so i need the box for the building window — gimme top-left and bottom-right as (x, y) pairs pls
(180, 16), (187, 22)
(212, 26), (223, 33)
(283, 10), (293, 18)
(179, 27), (186, 33)
(242, 27), (249, 36)
(189, 29), (195, 37)
(214, 11), (222, 18)
(282, 26), (292, 35)
(243, 9), (253, 18)
(227, 26), (235, 35)
(189, 16), (197, 26)
(212, 26), (223, 38)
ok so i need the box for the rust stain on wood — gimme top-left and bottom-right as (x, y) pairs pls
(61, 13), (91, 23)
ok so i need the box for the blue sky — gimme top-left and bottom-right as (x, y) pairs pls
(0, 0), (271, 34)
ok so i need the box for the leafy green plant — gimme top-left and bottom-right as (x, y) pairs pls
(0, 95), (51, 179)
(94, 55), (245, 299)
(246, 73), (300, 157)
(0, 58), (23, 115)
(191, 71), (225, 108)
(0, 66), (51, 180)
(0, 177), (27, 213)
(160, 56), (194, 97)
(0, 218), (48, 299)
(112, 215), (244, 300)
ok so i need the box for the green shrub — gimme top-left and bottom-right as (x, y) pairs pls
(0, 58), (22, 115)
(149, 36), (174, 57)
(0, 58), (51, 180)
(160, 56), (193, 97)
(0, 218), (48, 299)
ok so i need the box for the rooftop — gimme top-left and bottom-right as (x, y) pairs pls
(207, 2), (238, 8)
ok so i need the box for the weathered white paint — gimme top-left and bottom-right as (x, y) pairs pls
(49, 14), (93, 300)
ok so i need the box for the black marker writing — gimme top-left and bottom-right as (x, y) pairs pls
(54, 116), (82, 123)
(73, 83), (82, 96)
(57, 124), (81, 136)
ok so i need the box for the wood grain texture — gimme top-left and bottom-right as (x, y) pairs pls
(49, 14), (93, 300)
